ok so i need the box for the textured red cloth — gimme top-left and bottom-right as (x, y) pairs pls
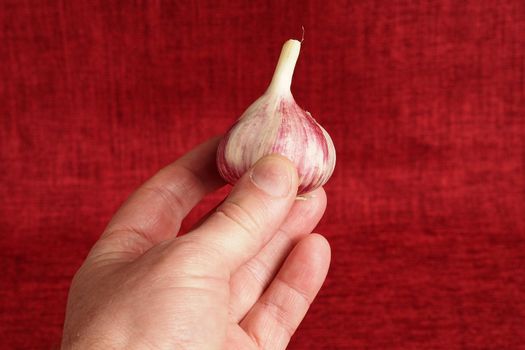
(1, 1), (524, 349)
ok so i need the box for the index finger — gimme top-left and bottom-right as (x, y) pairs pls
(92, 136), (226, 259)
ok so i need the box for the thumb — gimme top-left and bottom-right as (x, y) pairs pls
(185, 155), (299, 273)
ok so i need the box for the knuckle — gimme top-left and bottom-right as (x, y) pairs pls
(258, 298), (297, 341)
(215, 200), (262, 236)
(243, 256), (273, 286)
(250, 277), (313, 346)
(141, 184), (185, 219)
(275, 275), (313, 306)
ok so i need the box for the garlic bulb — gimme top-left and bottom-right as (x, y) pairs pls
(217, 39), (336, 195)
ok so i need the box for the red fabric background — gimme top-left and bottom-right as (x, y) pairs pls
(1, 1), (524, 349)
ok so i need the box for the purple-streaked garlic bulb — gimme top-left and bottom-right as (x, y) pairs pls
(217, 39), (336, 195)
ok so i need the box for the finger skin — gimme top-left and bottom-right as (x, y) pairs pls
(186, 155), (299, 273)
(240, 234), (331, 350)
(229, 187), (327, 322)
(90, 137), (225, 260)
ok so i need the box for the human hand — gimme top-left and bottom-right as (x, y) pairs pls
(61, 137), (331, 350)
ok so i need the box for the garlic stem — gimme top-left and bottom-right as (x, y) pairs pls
(267, 39), (301, 95)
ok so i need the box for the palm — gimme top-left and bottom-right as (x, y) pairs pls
(62, 138), (330, 350)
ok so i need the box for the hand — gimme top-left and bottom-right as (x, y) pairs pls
(61, 137), (331, 350)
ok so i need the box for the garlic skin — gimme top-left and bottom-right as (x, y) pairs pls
(217, 39), (336, 195)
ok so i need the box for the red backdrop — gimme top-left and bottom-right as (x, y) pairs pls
(1, 1), (524, 349)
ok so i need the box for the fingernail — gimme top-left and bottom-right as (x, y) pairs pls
(250, 156), (294, 197)
(295, 194), (314, 201)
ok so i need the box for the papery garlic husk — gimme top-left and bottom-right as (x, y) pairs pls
(217, 39), (336, 195)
